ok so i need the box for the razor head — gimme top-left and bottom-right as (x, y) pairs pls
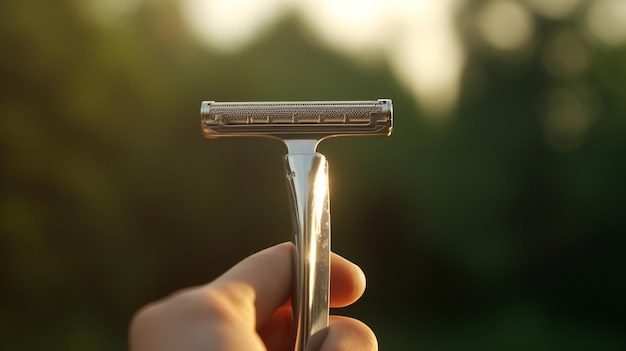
(201, 99), (392, 141)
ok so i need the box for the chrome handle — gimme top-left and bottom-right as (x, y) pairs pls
(284, 153), (331, 351)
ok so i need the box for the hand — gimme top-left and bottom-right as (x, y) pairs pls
(130, 242), (377, 350)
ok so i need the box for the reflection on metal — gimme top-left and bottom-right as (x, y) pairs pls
(284, 153), (330, 351)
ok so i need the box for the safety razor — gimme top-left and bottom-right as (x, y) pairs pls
(201, 99), (392, 351)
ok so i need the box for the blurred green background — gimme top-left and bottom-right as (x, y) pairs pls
(1, 0), (625, 349)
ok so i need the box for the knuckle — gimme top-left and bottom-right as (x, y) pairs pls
(128, 282), (256, 343)
(198, 283), (255, 327)
(129, 287), (200, 336)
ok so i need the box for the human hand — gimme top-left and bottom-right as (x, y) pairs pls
(130, 242), (376, 350)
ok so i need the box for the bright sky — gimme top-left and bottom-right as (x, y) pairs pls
(181, 0), (464, 117)
(85, 0), (626, 119)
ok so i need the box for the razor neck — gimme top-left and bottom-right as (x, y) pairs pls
(285, 139), (321, 155)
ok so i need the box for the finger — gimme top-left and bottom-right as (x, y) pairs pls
(256, 252), (366, 351)
(259, 314), (377, 351)
(320, 316), (378, 351)
(257, 304), (292, 351)
(330, 253), (366, 308)
(130, 287), (266, 351)
(210, 243), (367, 326)
(211, 242), (293, 327)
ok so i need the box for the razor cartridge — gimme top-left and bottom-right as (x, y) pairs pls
(201, 99), (392, 141)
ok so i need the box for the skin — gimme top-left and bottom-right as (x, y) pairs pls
(130, 242), (377, 351)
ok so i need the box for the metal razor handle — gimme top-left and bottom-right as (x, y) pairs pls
(200, 99), (393, 351)
(284, 153), (330, 351)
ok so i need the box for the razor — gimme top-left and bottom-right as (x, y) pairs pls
(201, 99), (393, 351)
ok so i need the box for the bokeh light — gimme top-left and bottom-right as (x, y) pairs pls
(586, 0), (626, 46)
(543, 85), (596, 150)
(182, 0), (292, 52)
(526, 0), (581, 19)
(182, 0), (464, 117)
(477, 0), (534, 52)
(542, 28), (590, 78)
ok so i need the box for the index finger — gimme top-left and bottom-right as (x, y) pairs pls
(210, 242), (366, 326)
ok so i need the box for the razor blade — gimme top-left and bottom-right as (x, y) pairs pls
(201, 99), (392, 141)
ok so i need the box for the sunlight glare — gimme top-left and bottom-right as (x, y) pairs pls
(388, 0), (463, 117)
(182, 0), (293, 53)
(298, 0), (390, 60)
(182, 0), (465, 117)
(299, 0), (464, 117)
